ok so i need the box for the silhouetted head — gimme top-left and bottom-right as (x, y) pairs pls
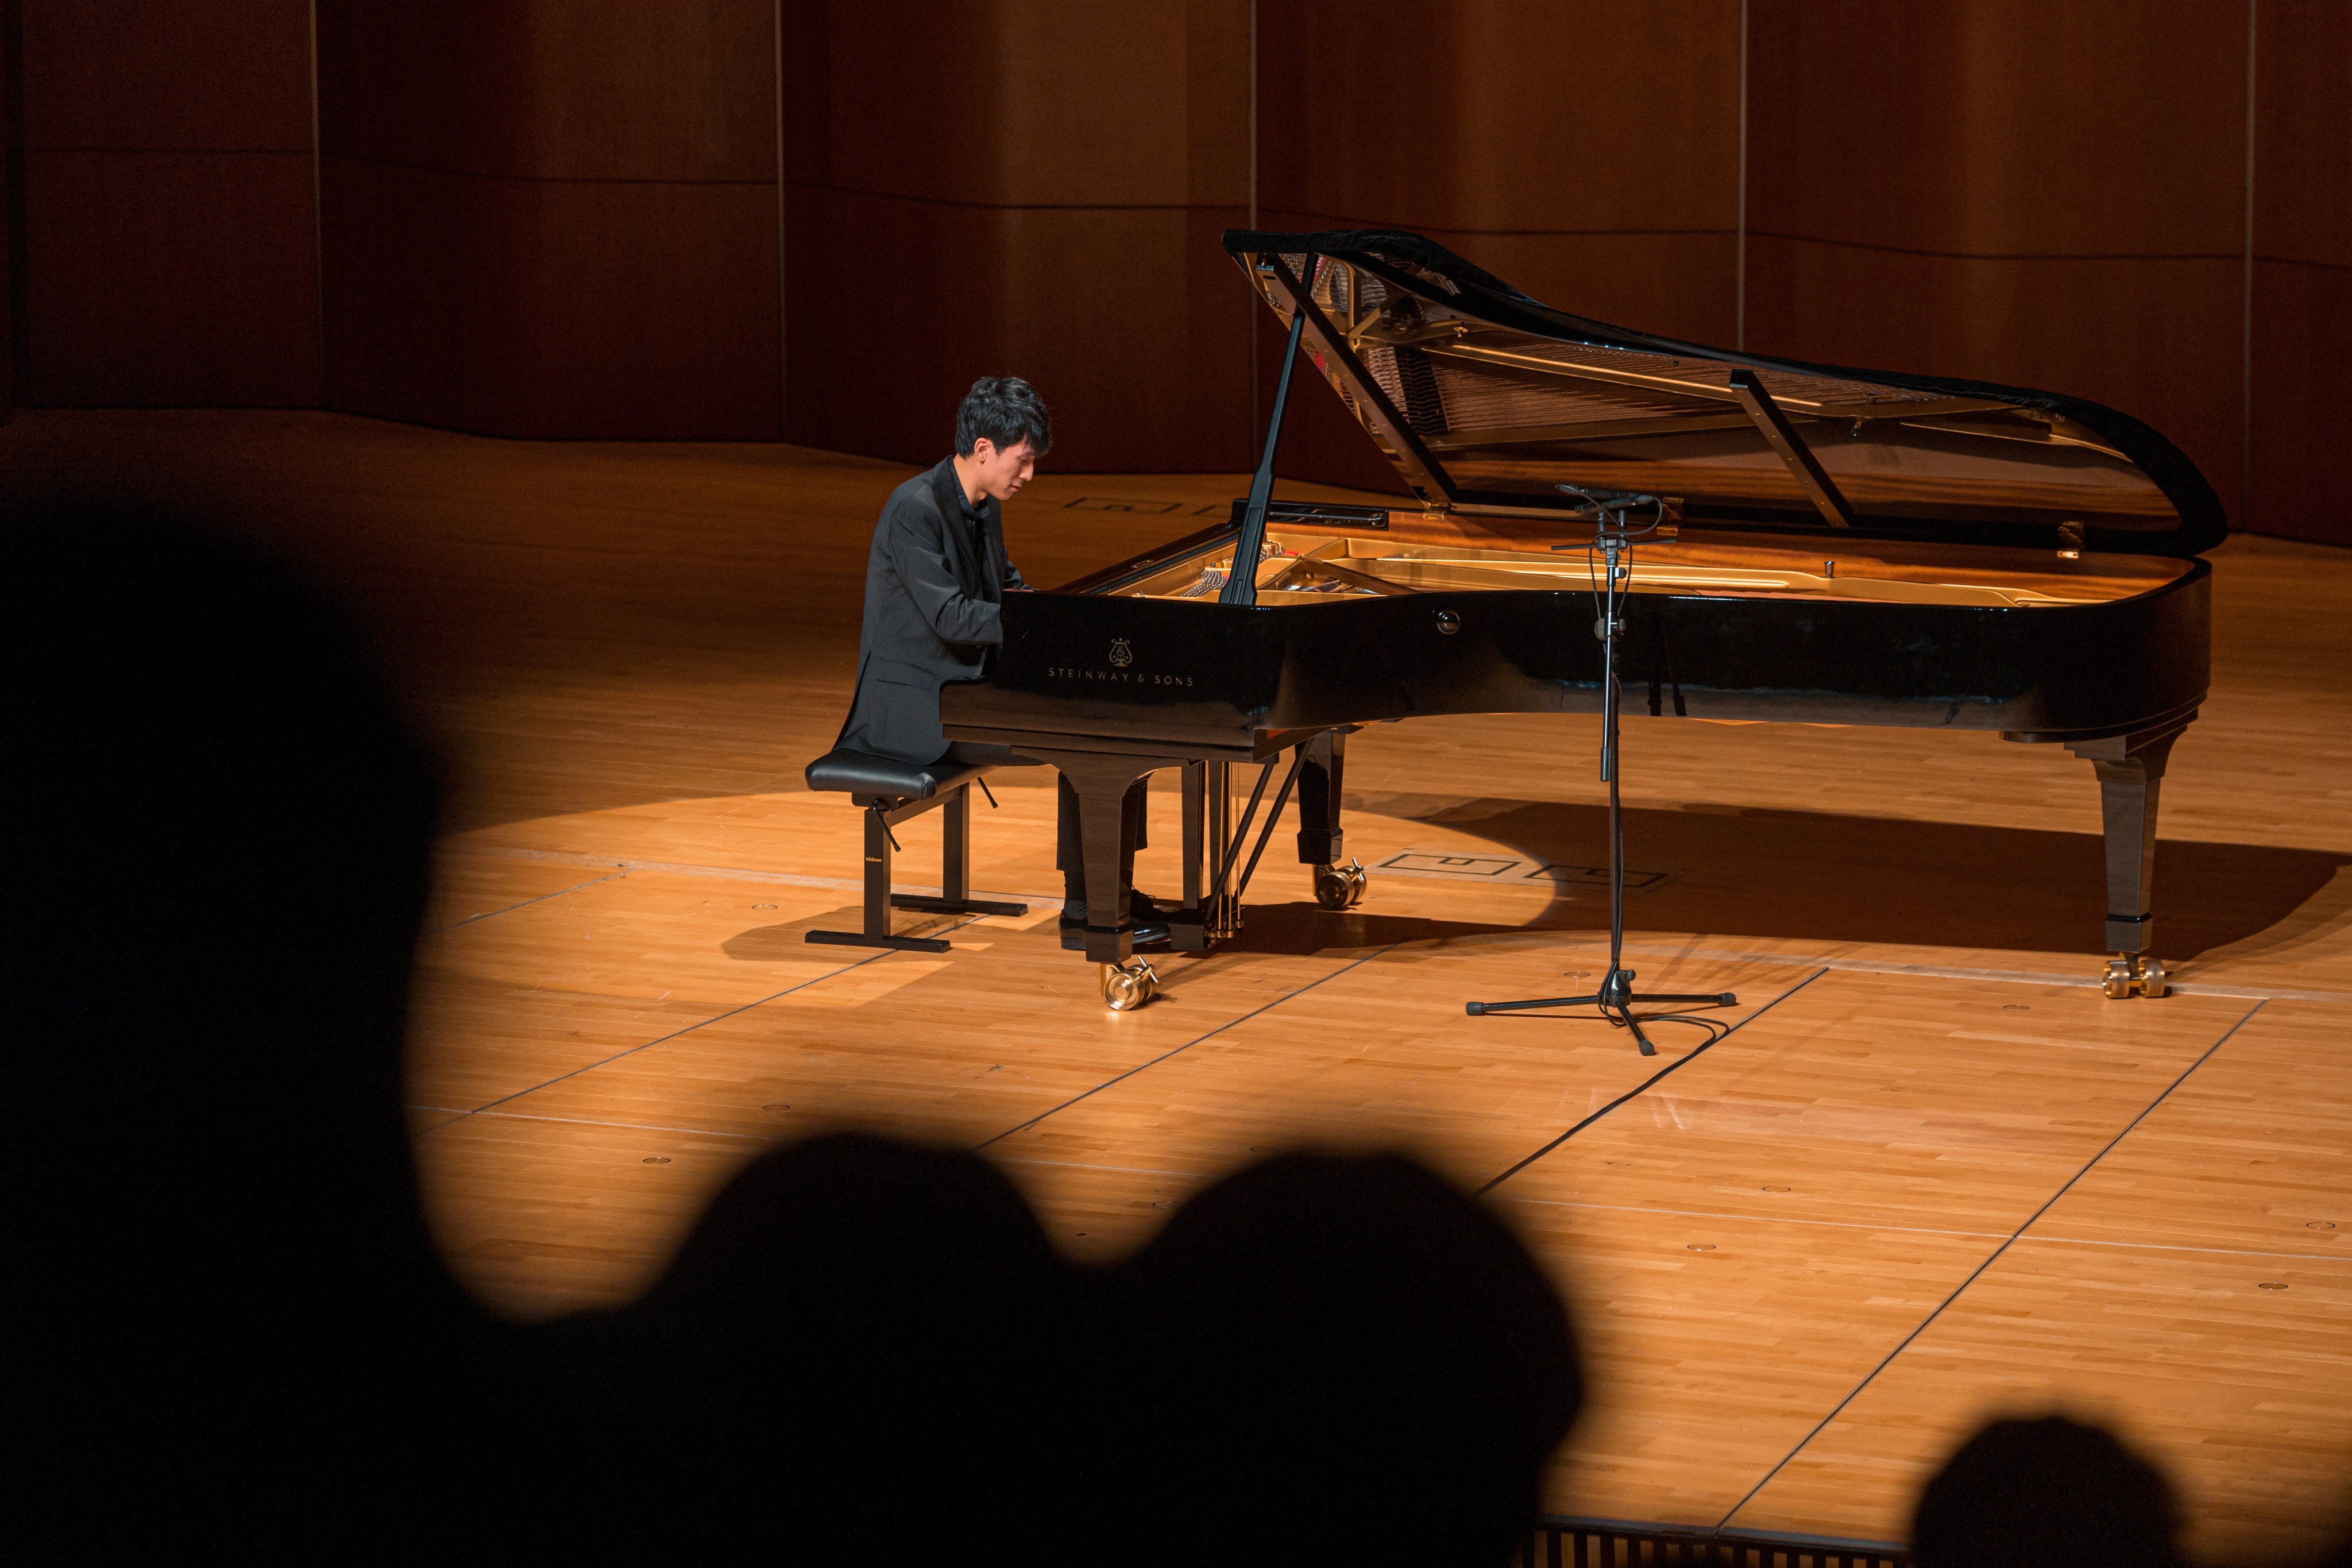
(1108, 1150), (1582, 1568)
(1911, 1415), (2183, 1568)
(621, 1131), (1073, 1562)
(14, 503), (468, 1554)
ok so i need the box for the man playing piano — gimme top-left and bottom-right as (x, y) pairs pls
(832, 376), (1167, 950)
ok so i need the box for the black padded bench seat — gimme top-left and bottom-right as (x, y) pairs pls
(804, 748), (983, 805)
(802, 747), (1026, 953)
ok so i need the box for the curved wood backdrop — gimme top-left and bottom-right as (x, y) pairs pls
(1, 0), (2344, 542)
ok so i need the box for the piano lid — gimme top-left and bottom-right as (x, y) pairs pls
(1223, 229), (2226, 557)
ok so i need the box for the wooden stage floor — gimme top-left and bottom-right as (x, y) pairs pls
(8, 411), (2349, 1561)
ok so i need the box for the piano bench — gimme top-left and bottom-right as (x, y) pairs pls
(801, 748), (1027, 954)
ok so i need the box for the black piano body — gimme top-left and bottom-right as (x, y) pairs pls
(943, 229), (2222, 1005)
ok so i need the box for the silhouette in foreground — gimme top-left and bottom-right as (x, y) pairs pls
(574, 1131), (1080, 1562)
(13, 506), (1588, 1564)
(1911, 1415), (2184, 1568)
(15, 506), (501, 1558)
(1103, 1152), (1585, 1568)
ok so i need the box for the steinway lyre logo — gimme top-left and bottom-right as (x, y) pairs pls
(1108, 637), (1134, 669)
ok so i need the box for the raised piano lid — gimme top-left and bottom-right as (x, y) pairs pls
(1223, 229), (2227, 558)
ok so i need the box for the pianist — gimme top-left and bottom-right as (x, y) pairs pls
(832, 376), (1167, 949)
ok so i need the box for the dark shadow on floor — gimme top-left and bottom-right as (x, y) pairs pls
(1215, 901), (1544, 957)
(722, 906), (961, 960)
(1393, 798), (2347, 962)
(715, 805), (2345, 967)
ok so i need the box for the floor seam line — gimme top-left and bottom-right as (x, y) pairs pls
(1475, 969), (1830, 1196)
(1708, 997), (2270, 1537)
(1495, 1199), (2009, 1240)
(438, 1109), (780, 1141)
(416, 922), (979, 1136)
(992, 1156), (1222, 1180)
(969, 946), (1399, 1153)
(439, 842), (1068, 910)
(2015, 1234), (2350, 1262)
(432, 870), (624, 932)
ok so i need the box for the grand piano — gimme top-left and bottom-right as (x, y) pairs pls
(942, 229), (2222, 1009)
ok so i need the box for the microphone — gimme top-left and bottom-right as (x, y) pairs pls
(1554, 484), (1657, 515)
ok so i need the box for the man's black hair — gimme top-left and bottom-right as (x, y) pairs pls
(955, 376), (1052, 458)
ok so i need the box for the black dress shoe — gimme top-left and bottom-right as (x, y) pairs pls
(1060, 891), (1172, 951)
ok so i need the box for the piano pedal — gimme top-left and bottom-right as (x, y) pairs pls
(2102, 953), (2169, 999)
(1314, 858), (1368, 910)
(1100, 956), (1160, 1011)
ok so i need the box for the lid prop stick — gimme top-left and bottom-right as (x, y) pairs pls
(1221, 252), (1324, 607)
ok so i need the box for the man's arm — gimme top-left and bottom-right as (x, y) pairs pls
(1003, 555), (1031, 592)
(885, 509), (1003, 644)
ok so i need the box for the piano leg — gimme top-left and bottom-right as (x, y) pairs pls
(2065, 721), (2189, 998)
(1297, 728), (1366, 910)
(1036, 749), (1175, 972)
(1173, 763), (1212, 951)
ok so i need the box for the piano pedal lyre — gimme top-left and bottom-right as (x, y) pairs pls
(1313, 858), (1368, 910)
(2102, 953), (2169, 1000)
(1100, 956), (1160, 1011)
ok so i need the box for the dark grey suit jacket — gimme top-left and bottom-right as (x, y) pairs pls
(834, 456), (1029, 764)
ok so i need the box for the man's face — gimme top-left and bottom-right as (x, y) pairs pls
(968, 437), (1037, 503)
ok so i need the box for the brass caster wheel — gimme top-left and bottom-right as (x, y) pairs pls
(1100, 957), (1159, 1011)
(1313, 858), (1368, 910)
(2102, 953), (2168, 999)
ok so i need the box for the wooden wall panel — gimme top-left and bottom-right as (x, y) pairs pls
(1747, 2), (2246, 257)
(1255, 0), (1739, 235)
(2249, 260), (2350, 547)
(3, 3), (18, 420)
(322, 158), (779, 441)
(14, 0), (317, 407)
(23, 149), (318, 407)
(783, 0), (1254, 473)
(821, 2), (1192, 207)
(318, 0), (774, 183)
(1745, 1), (2251, 531)
(1252, 0), (1741, 492)
(2251, 1), (2349, 274)
(19, 0), (311, 150)
(316, 0), (781, 440)
(2249, 0), (2350, 546)
(789, 190), (1248, 473)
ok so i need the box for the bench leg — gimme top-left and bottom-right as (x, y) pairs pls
(808, 802), (957, 953)
(808, 783), (1029, 952)
(944, 783), (970, 902)
(890, 785), (1029, 920)
(864, 803), (893, 939)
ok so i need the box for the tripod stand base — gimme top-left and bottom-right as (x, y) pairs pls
(1466, 991), (1736, 1015)
(1466, 969), (1738, 1056)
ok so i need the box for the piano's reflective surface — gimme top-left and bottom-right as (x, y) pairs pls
(1107, 522), (2192, 610)
(943, 229), (2221, 1007)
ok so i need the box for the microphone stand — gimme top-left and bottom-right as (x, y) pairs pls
(1466, 487), (1737, 1056)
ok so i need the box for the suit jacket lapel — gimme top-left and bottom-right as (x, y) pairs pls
(929, 457), (983, 596)
(976, 497), (1005, 590)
